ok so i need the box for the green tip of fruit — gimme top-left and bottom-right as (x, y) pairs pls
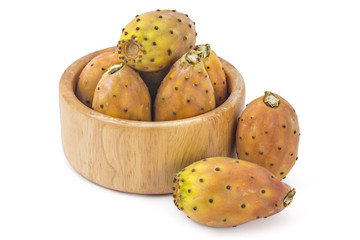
(108, 63), (125, 74)
(194, 44), (211, 58)
(184, 50), (201, 65)
(263, 91), (280, 108)
(283, 188), (296, 207)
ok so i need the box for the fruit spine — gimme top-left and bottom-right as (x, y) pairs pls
(92, 63), (151, 121)
(236, 91), (300, 179)
(117, 9), (196, 72)
(154, 50), (215, 121)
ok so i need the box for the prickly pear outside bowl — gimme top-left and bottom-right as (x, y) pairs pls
(59, 46), (246, 194)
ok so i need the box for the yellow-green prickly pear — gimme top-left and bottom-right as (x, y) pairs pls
(154, 50), (215, 121)
(236, 91), (300, 179)
(194, 44), (228, 106)
(173, 157), (296, 227)
(92, 63), (151, 121)
(76, 52), (121, 108)
(117, 9), (196, 72)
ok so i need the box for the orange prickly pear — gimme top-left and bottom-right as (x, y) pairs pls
(154, 50), (215, 121)
(76, 52), (121, 108)
(173, 157), (296, 227)
(92, 63), (151, 121)
(236, 91), (300, 179)
(194, 44), (228, 106)
(117, 9), (196, 72)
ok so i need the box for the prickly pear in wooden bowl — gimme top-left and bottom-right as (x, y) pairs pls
(117, 9), (196, 72)
(59, 48), (245, 194)
(59, 9), (245, 194)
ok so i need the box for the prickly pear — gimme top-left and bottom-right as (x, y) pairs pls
(236, 91), (300, 179)
(173, 157), (295, 227)
(195, 44), (228, 106)
(154, 50), (215, 121)
(117, 9), (196, 72)
(76, 52), (121, 108)
(92, 63), (151, 121)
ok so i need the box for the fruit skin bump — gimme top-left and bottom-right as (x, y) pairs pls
(117, 9), (196, 72)
(154, 50), (215, 121)
(92, 63), (151, 121)
(76, 52), (121, 108)
(173, 157), (295, 227)
(194, 44), (228, 106)
(236, 91), (300, 179)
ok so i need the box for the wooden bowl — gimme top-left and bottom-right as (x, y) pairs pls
(59, 46), (245, 194)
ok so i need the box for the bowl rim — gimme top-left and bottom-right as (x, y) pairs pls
(59, 46), (245, 129)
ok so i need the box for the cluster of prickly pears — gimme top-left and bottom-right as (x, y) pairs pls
(173, 92), (300, 227)
(73, 9), (300, 228)
(76, 9), (229, 121)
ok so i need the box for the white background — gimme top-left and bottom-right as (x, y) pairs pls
(1, 0), (359, 239)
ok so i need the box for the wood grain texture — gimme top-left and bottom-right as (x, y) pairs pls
(59, 46), (246, 194)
